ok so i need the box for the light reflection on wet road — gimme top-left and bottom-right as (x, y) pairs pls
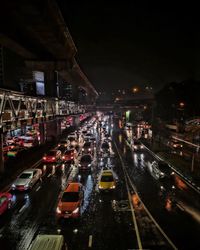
(1, 115), (200, 250)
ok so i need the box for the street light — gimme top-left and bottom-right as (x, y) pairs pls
(179, 102), (185, 108)
(132, 87), (139, 93)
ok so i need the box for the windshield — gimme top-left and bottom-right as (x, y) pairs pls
(61, 192), (79, 202)
(81, 155), (92, 163)
(19, 173), (32, 179)
(102, 143), (109, 149)
(101, 175), (114, 182)
(48, 151), (56, 156)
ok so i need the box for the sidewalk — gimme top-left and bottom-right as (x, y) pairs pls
(141, 138), (200, 190)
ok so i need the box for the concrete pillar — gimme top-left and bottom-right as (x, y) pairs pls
(45, 70), (56, 97)
(0, 127), (4, 173)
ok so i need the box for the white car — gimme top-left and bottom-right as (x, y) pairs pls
(147, 161), (169, 179)
(12, 169), (42, 191)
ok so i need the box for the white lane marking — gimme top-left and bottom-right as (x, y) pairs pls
(115, 141), (178, 250)
(19, 204), (26, 213)
(114, 143), (143, 250)
(36, 186), (41, 192)
(88, 235), (93, 248)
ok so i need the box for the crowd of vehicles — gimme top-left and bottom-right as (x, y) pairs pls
(0, 113), (181, 250)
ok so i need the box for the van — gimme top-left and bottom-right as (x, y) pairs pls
(29, 235), (68, 250)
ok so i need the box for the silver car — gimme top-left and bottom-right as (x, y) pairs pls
(12, 169), (42, 191)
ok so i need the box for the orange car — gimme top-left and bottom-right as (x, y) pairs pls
(56, 182), (84, 219)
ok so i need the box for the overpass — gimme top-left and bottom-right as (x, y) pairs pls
(0, 0), (98, 99)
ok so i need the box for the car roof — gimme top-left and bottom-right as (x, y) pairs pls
(102, 170), (113, 176)
(81, 154), (92, 159)
(65, 182), (80, 192)
(22, 169), (35, 174)
(29, 235), (64, 250)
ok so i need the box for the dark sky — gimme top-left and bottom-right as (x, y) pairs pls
(57, 0), (198, 93)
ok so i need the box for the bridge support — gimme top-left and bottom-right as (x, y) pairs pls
(0, 126), (4, 174)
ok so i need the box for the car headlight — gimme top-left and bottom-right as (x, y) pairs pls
(56, 207), (61, 214)
(72, 207), (79, 214)
(78, 164), (81, 167)
(99, 185), (103, 189)
(24, 183), (29, 188)
(88, 164), (91, 167)
(111, 185), (116, 189)
(172, 185), (176, 189)
(12, 184), (16, 189)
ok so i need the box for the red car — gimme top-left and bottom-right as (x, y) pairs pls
(56, 182), (84, 219)
(43, 150), (62, 163)
(62, 149), (75, 162)
(0, 192), (12, 215)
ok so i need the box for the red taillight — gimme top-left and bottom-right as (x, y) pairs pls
(43, 157), (46, 160)
(52, 157), (55, 160)
(62, 156), (65, 159)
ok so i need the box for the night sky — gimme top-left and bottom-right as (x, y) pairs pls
(57, 0), (197, 93)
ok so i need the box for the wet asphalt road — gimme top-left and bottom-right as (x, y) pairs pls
(117, 125), (200, 250)
(0, 117), (138, 250)
(0, 115), (200, 250)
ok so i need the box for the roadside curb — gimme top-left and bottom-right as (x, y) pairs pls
(141, 142), (200, 195)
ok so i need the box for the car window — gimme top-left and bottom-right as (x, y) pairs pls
(102, 143), (109, 149)
(101, 175), (114, 182)
(48, 151), (56, 156)
(81, 155), (92, 163)
(61, 192), (79, 202)
(19, 173), (32, 179)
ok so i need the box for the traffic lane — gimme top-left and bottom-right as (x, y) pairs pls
(115, 133), (200, 250)
(122, 133), (200, 212)
(0, 164), (69, 250)
(59, 157), (138, 250)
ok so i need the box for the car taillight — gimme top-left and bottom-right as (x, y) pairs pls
(62, 156), (65, 159)
(43, 157), (46, 160)
(52, 157), (55, 160)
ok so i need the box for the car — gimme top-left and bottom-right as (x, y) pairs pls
(67, 132), (77, 140)
(11, 169), (42, 191)
(168, 140), (183, 150)
(98, 170), (116, 191)
(57, 139), (69, 148)
(62, 149), (75, 162)
(79, 154), (92, 171)
(29, 234), (68, 250)
(101, 142), (110, 156)
(82, 142), (94, 154)
(148, 161), (173, 179)
(7, 147), (24, 158)
(0, 192), (12, 215)
(43, 150), (62, 163)
(84, 132), (94, 140)
(3, 143), (15, 153)
(132, 140), (144, 151)
(56, 182), (84, 219)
